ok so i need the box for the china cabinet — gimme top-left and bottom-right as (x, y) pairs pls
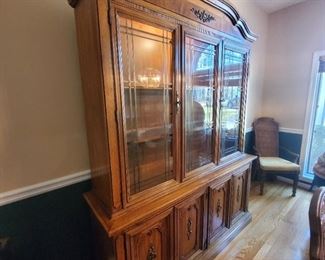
(69, 0), (257, 258)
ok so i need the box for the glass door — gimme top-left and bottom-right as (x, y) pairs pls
(219, 48), (247, 158)
(303, 56), (325, 179)
(184, 36), (218, 174)
(117, 16), (176, 195)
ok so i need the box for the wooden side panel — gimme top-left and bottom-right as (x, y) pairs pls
(230, 170), (248, 221)
(208, 180), (230, 242)
(74, 0), (113, 213)
(127, 210), (173, 260)
(175, 192), (207, 259)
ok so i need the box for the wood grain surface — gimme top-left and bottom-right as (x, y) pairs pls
(214, 181), (312, 260)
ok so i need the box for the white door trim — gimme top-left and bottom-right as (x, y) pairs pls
(300, 50), (325, 182)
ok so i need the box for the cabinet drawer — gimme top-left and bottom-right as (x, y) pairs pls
(175, 192), (207, 259)
(126, 209), (173, 260)
(208, 180), (230, 242)
(230, 168), (250, 221)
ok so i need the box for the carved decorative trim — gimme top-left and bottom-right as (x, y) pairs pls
(216, 198), (222, 217)
(236, 183), (241, 203)
(190, 8), (215, 23)
(69, 0), (257, 42)
(147, 245), (157, 260)
(187, 217), (193, 240)
(68, 0), (79, 8)
(202, 0), (257, 42)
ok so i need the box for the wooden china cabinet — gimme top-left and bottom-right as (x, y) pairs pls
(69, 0), (257, 258)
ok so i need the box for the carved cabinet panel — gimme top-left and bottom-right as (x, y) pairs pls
(230, 169), (248, 221)
(175, 193), (207, 259)
(127, 210), (173, 260)
(208, 180), (230, 242)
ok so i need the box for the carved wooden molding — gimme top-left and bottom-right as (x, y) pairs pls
(202, 0), (257, 42)
(216, 198), (222, 217)
(186, 217), (193, 240)
(190, 8), (215, 23)
(68, 0), (257, 41)
(147, 245), (157, 260)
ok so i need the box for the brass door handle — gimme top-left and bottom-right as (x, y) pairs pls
(176, 94), (181, 110)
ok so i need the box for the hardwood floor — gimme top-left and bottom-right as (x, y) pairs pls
(214, 181), (312, 260)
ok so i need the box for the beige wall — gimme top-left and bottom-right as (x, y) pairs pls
(229, 0), (269, 129)
(0, 0), (267, 193)
(262, 0), (325, 130)
(0, 0), (89, 192)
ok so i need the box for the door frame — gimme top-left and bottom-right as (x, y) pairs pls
(300, 50), (325, 181)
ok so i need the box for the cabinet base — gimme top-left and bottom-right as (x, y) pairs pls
(194, 212), (252, 259)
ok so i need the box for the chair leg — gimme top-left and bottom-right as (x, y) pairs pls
(292, 173), (298, 197)
(260, 170), (265, 195)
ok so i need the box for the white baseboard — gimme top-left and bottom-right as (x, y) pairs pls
(245, 127), (303, 135)
(0, 170), (91, 207)
(278, 127), (304, 135)
(277, 176), (311, 191)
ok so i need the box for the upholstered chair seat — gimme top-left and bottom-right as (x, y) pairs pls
(259, 157), (300, 172)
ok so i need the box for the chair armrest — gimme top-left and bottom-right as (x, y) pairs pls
(280, 146), (300, 164)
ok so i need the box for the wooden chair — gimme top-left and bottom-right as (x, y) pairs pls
(309, 187), (325, 260)
(253, 117), (300, 196)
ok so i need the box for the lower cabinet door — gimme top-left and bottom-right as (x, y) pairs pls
(208, 180), (230, 243)
(230, 169), (249, 221)
(175, 192), (207, 259)
(126, 209), (173, 260)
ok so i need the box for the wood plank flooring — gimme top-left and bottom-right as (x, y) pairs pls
(214, 181), (312, 260)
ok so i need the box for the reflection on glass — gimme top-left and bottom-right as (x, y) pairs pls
(185, 37), (216, 173)
(220, 49), (245, 157)
(118, 16), (174, 195)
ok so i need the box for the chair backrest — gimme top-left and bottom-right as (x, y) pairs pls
(253, 117), (279, 157)
(309, 187), (325, 260)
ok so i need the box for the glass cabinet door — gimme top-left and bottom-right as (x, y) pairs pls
(220, 48), (247, 158)
(184, 37), (217, 173)
(118, 16), (175, 195)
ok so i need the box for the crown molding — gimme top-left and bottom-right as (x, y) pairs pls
(0, 170), (91, 207)
(202, 0), (257, 42)
(67, 0), (256, 42)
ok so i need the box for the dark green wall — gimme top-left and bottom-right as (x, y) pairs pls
(244, 130), (303, 157)
(279, 132), (303, 156)
(0, 180), (92, 260)
(244, 131), (255, 154)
